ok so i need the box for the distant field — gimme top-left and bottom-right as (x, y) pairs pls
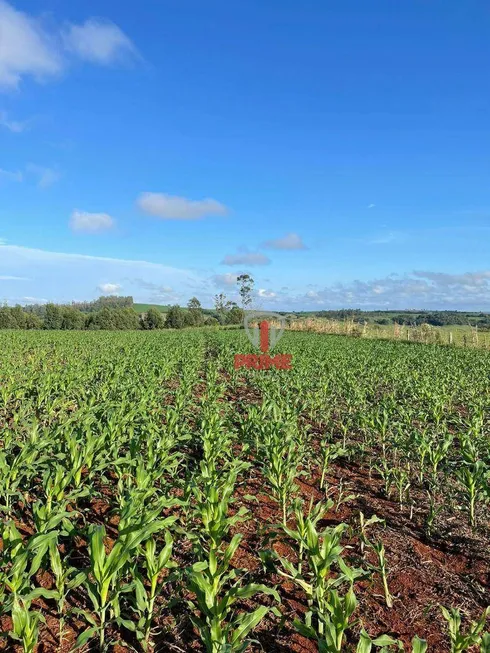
(133, 302), (169, 314)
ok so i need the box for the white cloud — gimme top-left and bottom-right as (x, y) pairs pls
(70, 210), (116, 233)
(211, 273), (239, 288)
(258, 288), (276, 298)
(98, 282), (121, 294)
(0, 167), (22, 182)
(263, 233), (307, 250)
(368, 203), (375, 209)
(0, 110), (28, 132)
(138, 193), (229, 220)
(63, 19), (137, 65)
(0, 0), (62, 89)
(0, 2), (138, 92)
(22, 296), (47, 304)
(287, 270), (490, 310)
(221, 252), (271, 266)
(27, 164), (60, 188)
(0, 275), (29, 280)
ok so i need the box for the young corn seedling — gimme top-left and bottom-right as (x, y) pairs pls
(368, 539), (394, 609)
(131, 531), (176, 651)
(358, 512), (384, 557)
(356, 632), (427, 652)
(1, 521), (58, 613)
(262, 425), (303, 525)
(427, 433), (453, 484)
(282, 498), (333, 574)
(48, 539), (86, 646)
(392, 464), (411, 511)
(187, 534), (280, 653)
(293, 586), (358, 652)
(441, 605), (490, 652)
(456, 437), (489, 528)
(319, 441), (346, 490)
(190, 460), (249, 551)
(8, 598), (45, 653)
(75, 520), (167, 650)
(425, 488), (444, 537)
(275, 510), (364, 642)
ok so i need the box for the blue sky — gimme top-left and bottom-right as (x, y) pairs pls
(1, 0), (490, 310)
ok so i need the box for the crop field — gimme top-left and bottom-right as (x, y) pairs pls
(1, 330), (489, 652)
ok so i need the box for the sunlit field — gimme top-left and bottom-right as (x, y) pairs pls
(1, 330), (489, 652)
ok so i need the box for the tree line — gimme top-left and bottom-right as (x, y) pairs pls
(0, 275), (256, 331)
(0, 296), (246, 331)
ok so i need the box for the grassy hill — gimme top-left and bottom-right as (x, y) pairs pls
(133, 303), (170, 314)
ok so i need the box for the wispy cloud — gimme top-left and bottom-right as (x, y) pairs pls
(263, 232), (307, 250)
(0, 0), (62, 89)
(211, 273), (239, 288)
(368, 203), (375, 209)
(221, 251), (271, 266)
(62, 19), (138, 66)
(0, 167), (23, 182)
(70, 210), (116, 233)
(0, 275), (29, 281)
(0, 110), (29, 133)
(0, 1), (138, 91)
(27, 164), (60, 188)
(368, 230), (405, 245)
(278, 270), (490, 310)
(138, 193), (229, 220)
(0, 243), (203, 305)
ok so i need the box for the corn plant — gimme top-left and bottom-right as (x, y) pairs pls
(261, 423), (303, 524)
(368, 539), (394, 609)
(441, 606), (490, 653)
(75, 520), (169, 650)
(190, 460), (249, 551)
(187, 534), (280, 652)
(275, 509), (364, 642)
(8, 598), (45, 653)
(130, 531), (176, 650)
(47, 539), (86, 645)
(319, 440), (346, 490)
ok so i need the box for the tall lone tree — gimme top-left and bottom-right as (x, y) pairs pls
(187, 297), (204, 326)
(237, 274), (254, 310)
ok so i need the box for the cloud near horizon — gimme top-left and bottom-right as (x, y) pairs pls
(98, 282), (122, 294)
(260, 270), (490, 311)
(0, 242), (203, 306)
(1, 241), (489, 311)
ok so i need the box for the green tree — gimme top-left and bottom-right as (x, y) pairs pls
(43, 304), (63, 330)
(24, 312), (43, 329)
(141, 307), (164, 330)
(61, 307), (85, 330)
(11, 306), (27, 329)
(187, 297), (204, 326)
(237, 274), (254, 309)
(214, 293), (235, 324)
(226, 306), (244, 325)
(0, 307), (17, 329)
(165, 305), (187, 329)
